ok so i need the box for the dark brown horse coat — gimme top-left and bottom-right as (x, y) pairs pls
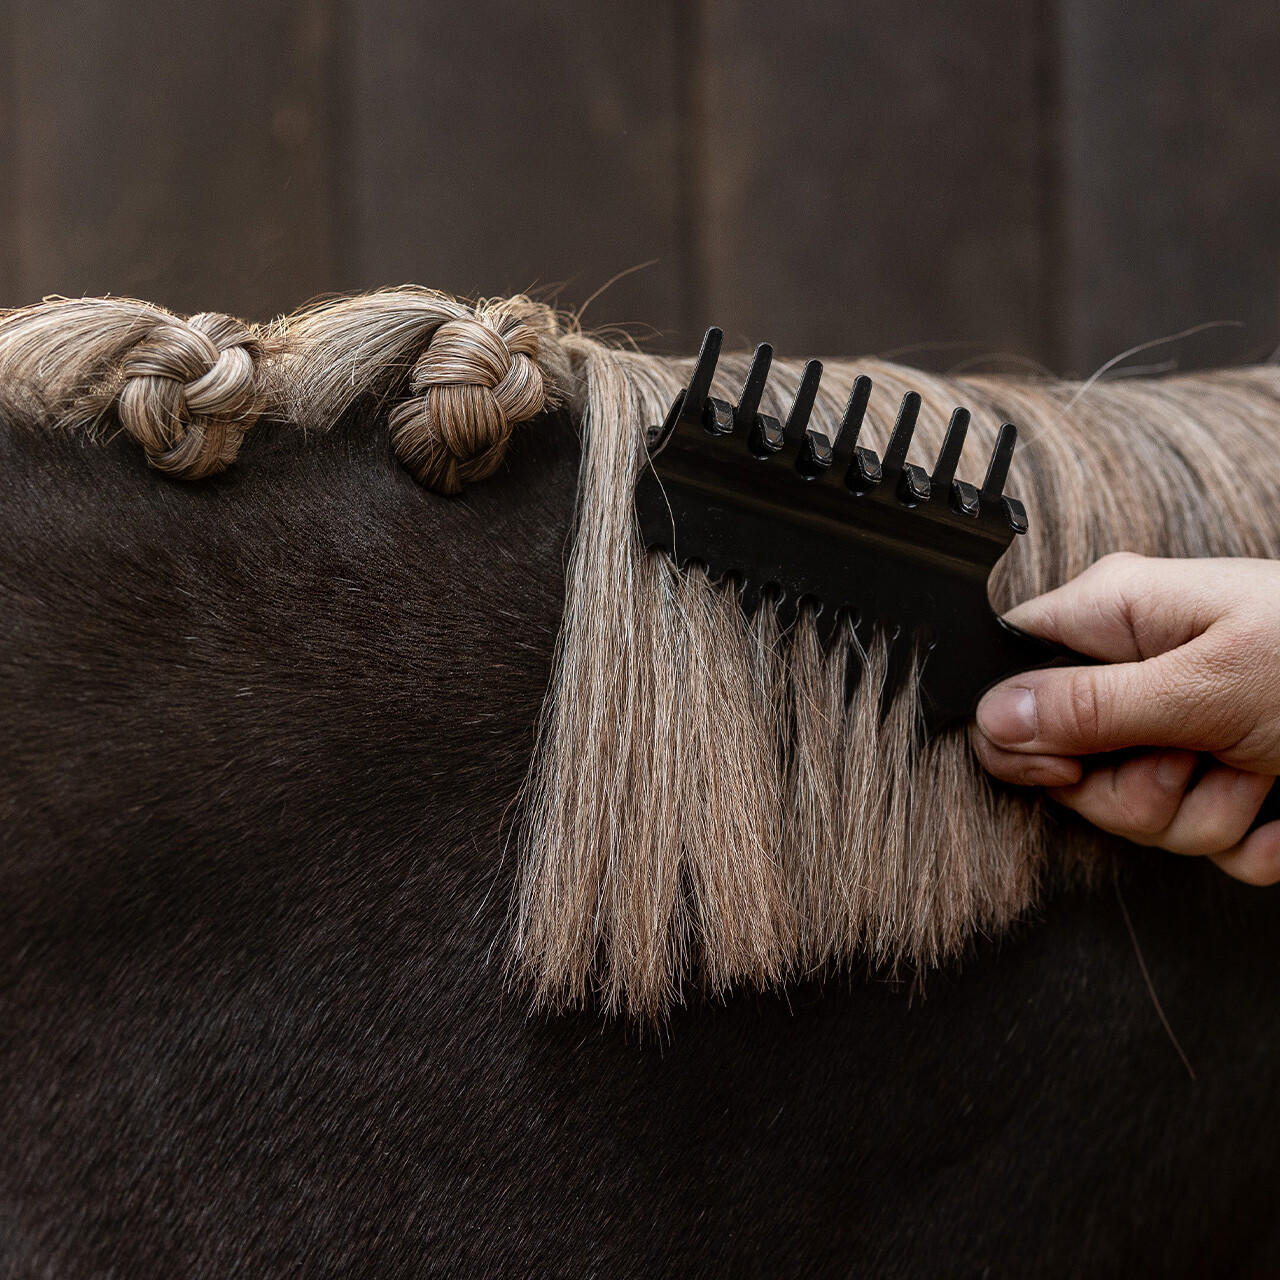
(2, 410), (1279, 1277)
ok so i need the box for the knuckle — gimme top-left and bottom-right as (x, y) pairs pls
(1074, 553), (1150, 652)
(1249, 836), (1280, 886)
(1062, 670), (1106, 746)
(1222, 723), (1280, 770)
(1220, 618), (1273, 665)
(1093, 550), (1143, 581)
(1092, 759), (1177, 841)
(1173, 792), (1263, 857)
(1237, 857), (1280, 888)
(1207, 819), (1280, 884)
(1119, 789), (1172, 838)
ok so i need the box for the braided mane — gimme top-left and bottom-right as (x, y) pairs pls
(7, 287), (1279, 1018)
(0, 288), (583, 491)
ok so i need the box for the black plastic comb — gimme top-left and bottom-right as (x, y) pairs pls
(633, 327), (1083, 734)
(634, 327), (1280, 828)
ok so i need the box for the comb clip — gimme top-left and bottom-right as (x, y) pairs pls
(634, 327), (1085, 733)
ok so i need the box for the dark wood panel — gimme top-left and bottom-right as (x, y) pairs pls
(345, 1), (686, 345)
(699, 0), (1046, 365)
(1056, 0), (1280, 374)
(6, 1), (1279, 373)
(9, 0), (338, 320)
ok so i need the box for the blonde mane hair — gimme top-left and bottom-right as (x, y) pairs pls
(3, 288), (1278, 1018)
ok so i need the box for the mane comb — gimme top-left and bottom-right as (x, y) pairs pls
(634, 326), (1083, 733)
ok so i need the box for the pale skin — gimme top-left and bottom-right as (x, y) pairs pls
(972, 553), (1280, 886)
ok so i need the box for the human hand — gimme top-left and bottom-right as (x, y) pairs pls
(971, 553), (1280, 885)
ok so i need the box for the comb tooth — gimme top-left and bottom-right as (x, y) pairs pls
(877, 623), (909, 723)
(882, 392), (921, 473)
(651, 395), (682, 448)
(980, 422), (1017, 503)
(706, 397), (734, 434)
(830, 374), (872, 467)
(651, 326), (724, 449)
(734, 343), (773, 433)
(796, 429), (835, 478)
(773, 589), (799, 634)
(931, 406), (970, 490)
(740, 344), (785, 458)
(749, 413), (785, 457)
(783, 360), (824, 448)
(899, 463), (931, 504)
(1003, 496), (1029, 535)
(952, 478), (980, 517)
(847, 446), (882, 494)
(682, 327), (723, 428)
(810, 597), (839, 647)
(843, 641), (864, 703)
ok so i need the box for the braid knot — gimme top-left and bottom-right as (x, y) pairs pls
(390, 300), (549, 494)
(117, 312), (263, 478)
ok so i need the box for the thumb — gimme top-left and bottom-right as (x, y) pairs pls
(975, 642), (1219, 757)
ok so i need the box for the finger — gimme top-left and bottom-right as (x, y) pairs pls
(1210, 820), (1280, 886)
(1151, 766), (1274, 857)
(1003, 553), (1216, 661)
(975, 640), (1222, 758)
(968, 727), (1083, 788)
(1046, 750), (1197, 843)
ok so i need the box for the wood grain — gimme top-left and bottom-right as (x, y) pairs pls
(3, 2), (1279, 373)
(1055, 0), (1280, 374)
(343, 0), (686, 346)
(8, 0), (338, 320)
(698, 0), (1047, 367)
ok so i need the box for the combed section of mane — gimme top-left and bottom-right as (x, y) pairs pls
(512, 345), (1280, 1018)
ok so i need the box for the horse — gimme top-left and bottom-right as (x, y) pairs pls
(2, 292), (1278, 1276)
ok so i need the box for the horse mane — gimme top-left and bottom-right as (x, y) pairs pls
(3, 288), (1279, 1019)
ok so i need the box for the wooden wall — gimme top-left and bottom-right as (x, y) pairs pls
(2, 0), (1278, 376)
